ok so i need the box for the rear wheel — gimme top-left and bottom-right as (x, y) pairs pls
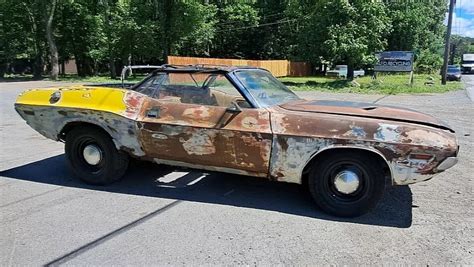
(308, 151), (385, 217)
(65, 126), (129, 185)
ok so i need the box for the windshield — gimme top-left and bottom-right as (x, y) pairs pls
(234, 69), (300, 107)
(448, 67), (460, 72)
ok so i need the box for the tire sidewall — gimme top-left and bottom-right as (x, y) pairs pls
(65, 127), (127, 185)
(309, 152), (385, 217)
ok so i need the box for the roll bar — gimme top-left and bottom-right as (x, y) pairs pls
(120, 65), (162, 88)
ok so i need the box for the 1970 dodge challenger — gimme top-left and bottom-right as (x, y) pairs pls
(14, 65), (459, 217)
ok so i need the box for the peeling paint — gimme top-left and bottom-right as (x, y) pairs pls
(15, 105), (145, 157)
(343, 124), (367, 139)
(14, 82), (459, 187)
(180, 129), (217, 155)
(374, 123), (400, 142)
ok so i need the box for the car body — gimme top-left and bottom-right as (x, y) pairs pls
(326, 65), (365, 78)
(14, 65), (459, 217)
(446, 65), (462, 81)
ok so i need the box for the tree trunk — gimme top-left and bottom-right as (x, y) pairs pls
(347, 63), (354, 80)
(60, 61), (65, 75)
(33, 53), (43, 79)
(102, 1), (116, 79)
(46, 0), (59, 80)
(162, 0), (172, 63)
(109, 57), (116, 79)
(75, 55), (84, 77)
(32, 27), (44, 79)
(0, 62), (6, 79)
(25, 4), (43, 79)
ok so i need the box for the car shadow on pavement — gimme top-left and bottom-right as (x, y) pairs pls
(0, 154), (413, 228)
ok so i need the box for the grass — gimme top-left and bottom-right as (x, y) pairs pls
(2, 73), (463, 94)
(279, 74), (463, 94)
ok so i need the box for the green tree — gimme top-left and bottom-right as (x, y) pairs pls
(1, 0), (47, 78)
(295, 0), (391, 79)
(384, 0), (447, 73)
(450, 35), (474, 65)
(253, 0), (293, 59)
(210, 2), (260, 58)
(55, 0), (103, 76)
(0, 0), (33, 77)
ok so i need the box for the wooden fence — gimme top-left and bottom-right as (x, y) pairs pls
(167, 56), (311, 77)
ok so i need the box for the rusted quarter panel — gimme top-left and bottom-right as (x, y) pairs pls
(15, 87), (147, 157)
(268, 103), (458, 185)
(137, 98), (272, 177)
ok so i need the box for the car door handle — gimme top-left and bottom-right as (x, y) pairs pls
(147, 108), (160, 118)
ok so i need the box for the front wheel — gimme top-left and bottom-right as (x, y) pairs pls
(308, 151), (385, 217)
(65, 126), (129, 185)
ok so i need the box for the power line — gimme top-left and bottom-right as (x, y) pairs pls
(261, 12), (286, 20)
(215, 11), (286, 28)
(215, 18), (298, 33)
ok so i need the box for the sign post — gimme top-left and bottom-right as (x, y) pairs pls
(374, 51), (415, 86)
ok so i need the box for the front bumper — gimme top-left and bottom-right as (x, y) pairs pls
(435, 157), (458, 171)
(392, 156), (459, 185)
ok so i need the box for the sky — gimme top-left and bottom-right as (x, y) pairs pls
(449, 0), (474, 38)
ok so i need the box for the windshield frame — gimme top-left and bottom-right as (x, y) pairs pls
(131, 70), (259, 108)
(131, 67), (300, 109)
(230, 69), (300, 108)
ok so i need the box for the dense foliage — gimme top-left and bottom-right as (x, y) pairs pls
(0, 0), (471, 79)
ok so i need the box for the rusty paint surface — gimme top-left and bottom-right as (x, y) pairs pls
(268, 105), (458, 185)
(138, 98), (272, 176)
(14, 84), (459, 186)
(281, 99), (451, 130)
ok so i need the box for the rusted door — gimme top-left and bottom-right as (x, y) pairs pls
(138, 98), (273, 177)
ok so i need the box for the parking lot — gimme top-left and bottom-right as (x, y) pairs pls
(1, 78), (473, 265)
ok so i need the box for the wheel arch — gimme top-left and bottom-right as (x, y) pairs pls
(301, 145), (393, 186)
(59, 121), (114, 143)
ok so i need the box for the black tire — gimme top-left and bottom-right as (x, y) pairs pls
(308, 151), (385, 217)
(65, 126), (129, 185)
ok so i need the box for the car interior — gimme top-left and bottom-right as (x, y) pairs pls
(136, 73), (252, 108)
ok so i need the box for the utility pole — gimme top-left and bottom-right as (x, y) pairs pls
(442, 0), (455, 85)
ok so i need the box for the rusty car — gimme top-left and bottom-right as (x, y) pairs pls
(14, 65), (459, 217)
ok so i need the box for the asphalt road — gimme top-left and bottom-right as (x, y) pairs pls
(1, 78), (473, 265)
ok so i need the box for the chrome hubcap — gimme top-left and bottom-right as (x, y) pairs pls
(333, 170), (360, 194)
(83, 144), (102, 165)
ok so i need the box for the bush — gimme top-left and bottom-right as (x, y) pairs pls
(415, 49), (443, 74)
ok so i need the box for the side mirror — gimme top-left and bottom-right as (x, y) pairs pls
(226, 101), (242, 113)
